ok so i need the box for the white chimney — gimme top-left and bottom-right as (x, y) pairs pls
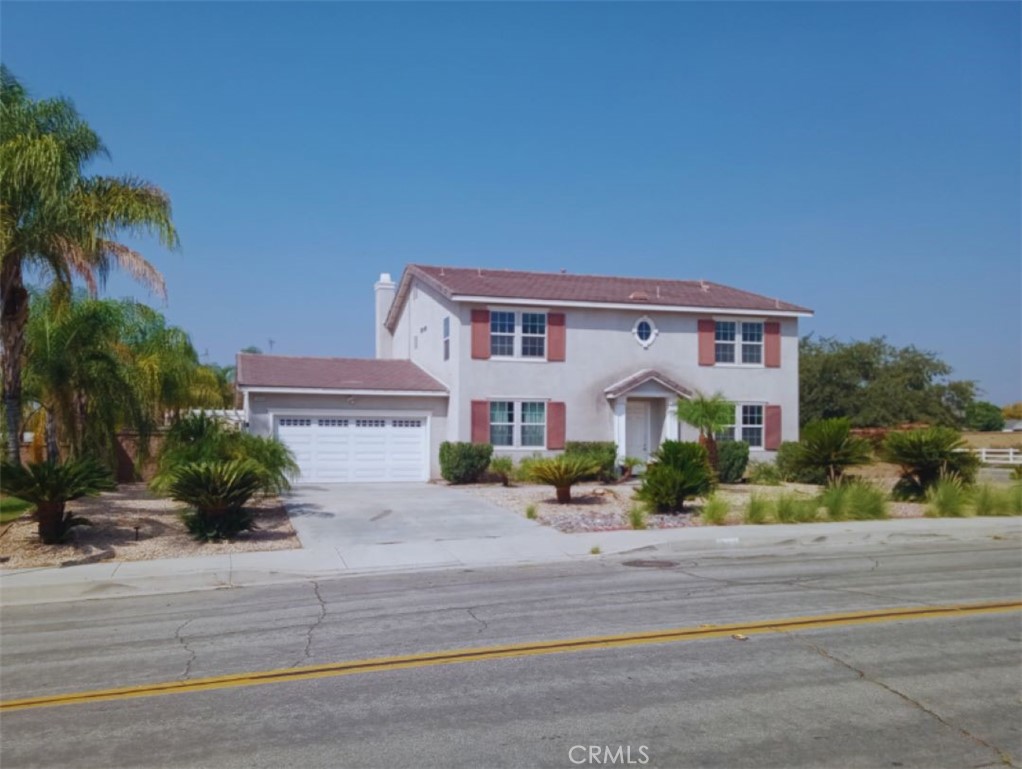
(374, 272), (396, 359)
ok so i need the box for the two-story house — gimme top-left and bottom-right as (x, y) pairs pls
(237, 264), (813, 482)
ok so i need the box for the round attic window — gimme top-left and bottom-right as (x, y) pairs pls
(633, 316), (658, 348)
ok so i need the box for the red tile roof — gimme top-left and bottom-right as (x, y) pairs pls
(236, 354), (447, 392)
(388, 265), (811, 327)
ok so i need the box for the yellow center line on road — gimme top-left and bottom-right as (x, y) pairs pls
(2, 599), (1018, 713)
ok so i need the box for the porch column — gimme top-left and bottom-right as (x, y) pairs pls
(612, 398), (627, 463)
(666, 399), (679, 443)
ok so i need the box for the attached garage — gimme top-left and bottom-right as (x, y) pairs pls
(237, 355), (449, 483)
(276, 415), (428, 482)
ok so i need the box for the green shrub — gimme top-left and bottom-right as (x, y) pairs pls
(488, 456), (514, 486)
(152, 413), (297, 495)
(774, 493), (819, 523)
(528, 455), (602, 503)
(635, 441), (714, 513)
(844, 482), (889, 520)
(1011, 483), (1022, 515)
(971, 484), (1010, 517)
(167, 459), (264, 541)
(699, 495), (730, 525)
(747, 460), (783, 486)
(819, 481), (889, 521)
(237, 435), (300, 495)
(775, 441), (828, 485)
(628, 505), (648, 530)
(882, 427), (979, 500)
(620, 456), (645, 480)
(785, 419), (872, 486)
(511, 454), (543, 484)
(1011, 466), (1022, 481)
(819, 484), (849, 521)
(0, 458), (115, 543)
(439, 442), (493, 484)
(525, 503), (537, 520)
(565, 442), (618, 482)
(925, 476), (970, 518)
(965, 401), (1006, 432)
(717, 441), (750, 484)
(744, 494), (772, 524)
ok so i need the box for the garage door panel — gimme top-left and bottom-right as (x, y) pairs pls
(275, 414), (427, 483)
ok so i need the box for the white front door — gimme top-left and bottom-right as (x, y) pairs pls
(625, 401), (652, 462)
(275, 415), (428, 483)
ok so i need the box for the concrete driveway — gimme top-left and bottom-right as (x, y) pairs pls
(284, 483), (544, 548)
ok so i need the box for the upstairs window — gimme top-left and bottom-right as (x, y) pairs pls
(442, 316), (451, 361)
(715, 321), (764, 365)
(633, 316), (658, 348)
(490, 311), (515, 357)
(490, 311), (548, 359)
(521, 313), (546, 358)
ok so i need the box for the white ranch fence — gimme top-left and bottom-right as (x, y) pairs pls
(959, 447), (1022, 466)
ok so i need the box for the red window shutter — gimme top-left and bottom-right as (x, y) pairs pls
(764, 321), (781, 368)
(471, 309), (490, 360)
(471, 400), (490, 444)
(548, 313), (566, 361)
(765, 405), (782, 450)
(547, 402), (566, 450)
(698, 319), (715, 366)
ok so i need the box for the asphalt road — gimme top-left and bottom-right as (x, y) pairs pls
(2, 541), (1021, 769)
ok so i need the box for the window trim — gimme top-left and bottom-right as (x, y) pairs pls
(488, 308), (549, 360)
(488, 399), (548, 449)
(713, 318), (765, 367)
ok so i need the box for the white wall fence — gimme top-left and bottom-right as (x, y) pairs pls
(959, 447), (1022, 466)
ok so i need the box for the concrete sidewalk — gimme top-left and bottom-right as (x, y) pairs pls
(1, 516), (1019, 606)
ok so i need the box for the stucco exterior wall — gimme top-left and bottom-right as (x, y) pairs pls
(452, 306), (800, 459)
(387, 279), (461, 440)
(246, 392), (449, 477)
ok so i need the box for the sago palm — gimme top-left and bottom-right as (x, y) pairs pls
(1, 67), (177, 461)
(675, 391), (735, 470)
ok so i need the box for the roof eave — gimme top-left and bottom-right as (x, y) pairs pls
(449, 294), (814, 318)
(237, 385), (449, 397)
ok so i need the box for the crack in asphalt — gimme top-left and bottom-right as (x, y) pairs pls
(674, 558), (938, 608)
(174, 619), (197, 681)
(465, 607), (488, 633)
(791, 635), (1018, 768)
(295, 581), (327, 667)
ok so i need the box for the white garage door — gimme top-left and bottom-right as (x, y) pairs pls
(276, 415), (428, 483)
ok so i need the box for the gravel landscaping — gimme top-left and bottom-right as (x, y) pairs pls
(0, 483), (300, 570)
(464, 480), (924, 532)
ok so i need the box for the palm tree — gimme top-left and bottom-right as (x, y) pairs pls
(24, 294), (233, 466)
(676, 391), (735, 471)
(24, 294), (148, 464)
(1, 67), (177, 462)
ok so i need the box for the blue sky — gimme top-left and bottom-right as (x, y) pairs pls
(4, 2), (1020, 403)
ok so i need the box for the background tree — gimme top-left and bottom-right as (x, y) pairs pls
(799, 336), (976, 428)
(964, 401), (1006, 432)
(1003, 402), (1022, 420)
(1, 66), (177, 461)
(676, 391), (735, 470)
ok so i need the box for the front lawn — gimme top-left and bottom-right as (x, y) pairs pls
(0, 496), (33, 525)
